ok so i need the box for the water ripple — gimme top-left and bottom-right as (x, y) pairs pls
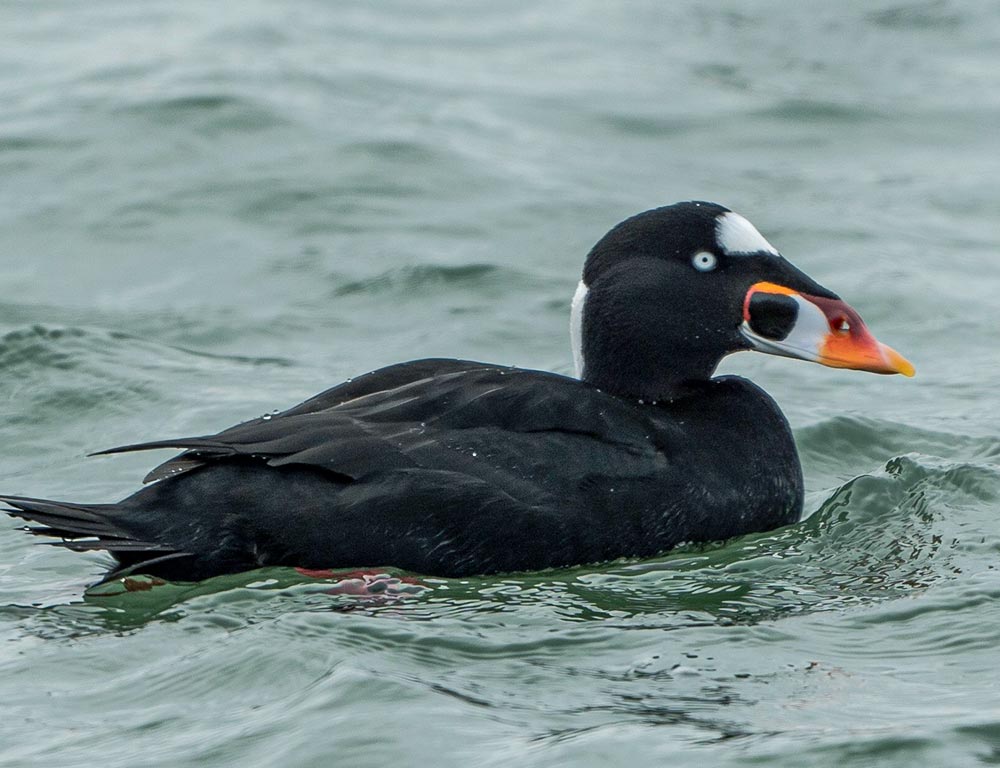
(117, 93), (287, 134)
(332, 263), (521, 297)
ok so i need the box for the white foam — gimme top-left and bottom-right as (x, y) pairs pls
(715, 211), (779, 256)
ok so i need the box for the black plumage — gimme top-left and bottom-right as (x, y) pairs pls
(4, 201), (903, 583)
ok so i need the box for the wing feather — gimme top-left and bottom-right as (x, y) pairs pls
(90, 360), (664, 486)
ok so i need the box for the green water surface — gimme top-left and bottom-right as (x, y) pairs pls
(1, 2), (999, 766)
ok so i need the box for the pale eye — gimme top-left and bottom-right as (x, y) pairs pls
(692, 251), (718, 272)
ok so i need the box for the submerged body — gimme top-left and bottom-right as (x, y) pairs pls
(4, 202), (911, 583)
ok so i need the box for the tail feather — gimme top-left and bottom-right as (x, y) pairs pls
(2, 494), (175, 555)
(1, 495), (130, 540)
(5, 494), (196, 583)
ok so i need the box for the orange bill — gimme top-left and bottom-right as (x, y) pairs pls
(741, 281), (915, 377)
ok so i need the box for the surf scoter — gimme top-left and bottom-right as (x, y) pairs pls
(3, 202), (913, 583)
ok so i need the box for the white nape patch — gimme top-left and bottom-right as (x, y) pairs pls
(715, 211), (780, 256)
(570, 280), (588, 378)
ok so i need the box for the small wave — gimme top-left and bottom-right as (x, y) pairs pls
(0, 325), (92, 371)
(117, 93), (286, 135)
(0, 324), (292, 432)
(0, 324), (288, 374)
(339, 139), (441, 165)
(797, 414), (1000, 485)
(237, 182), (423, 225)
(593, 112), (702, 138)
(0, 135), (84, 154)
(692, 63), (751, 91)
(332, 263), (522, 297)
(868, 1), (962, 30)
(755, 98), (885, 124)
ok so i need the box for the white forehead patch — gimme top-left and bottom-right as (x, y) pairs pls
(715, 211), (779, 256)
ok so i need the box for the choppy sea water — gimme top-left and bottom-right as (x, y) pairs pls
(1, 1), (999, 766)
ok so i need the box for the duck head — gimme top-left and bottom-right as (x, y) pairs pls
(571, 201), (914, 401)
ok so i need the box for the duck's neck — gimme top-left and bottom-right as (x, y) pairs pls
(570, 277), (727, 402)
(580, 354), (719, 403)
